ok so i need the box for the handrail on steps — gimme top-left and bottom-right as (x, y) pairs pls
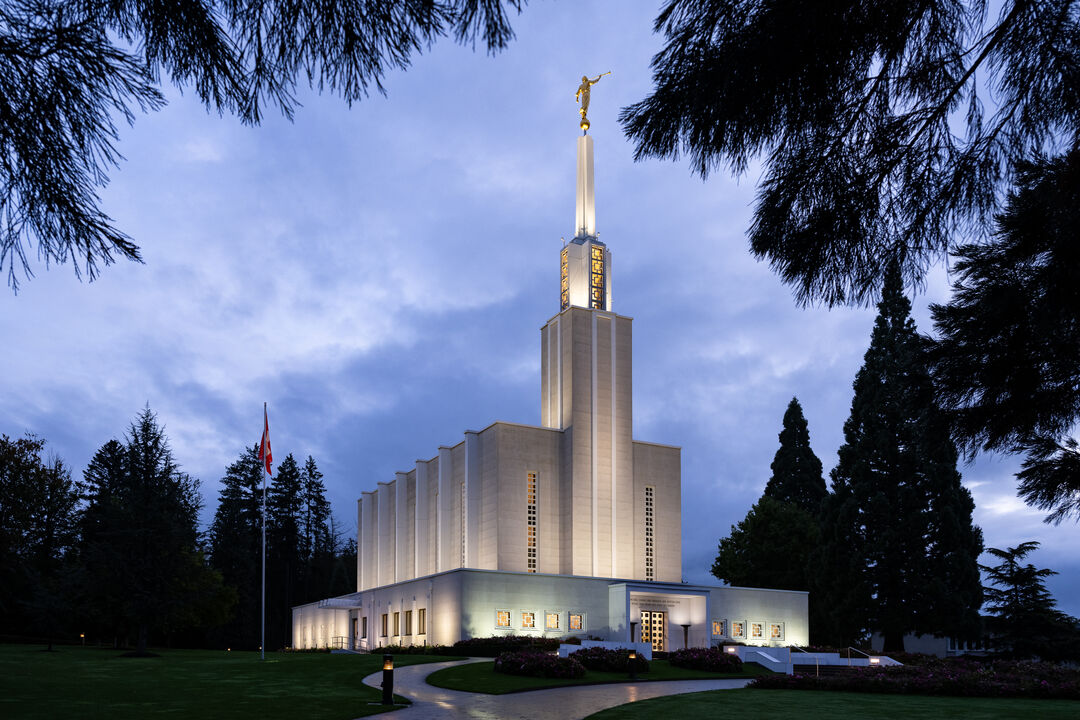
(846, 646), (870, 666)
(788, 644), (818, 677)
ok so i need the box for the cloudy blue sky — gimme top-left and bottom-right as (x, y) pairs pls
(4, 1), (1078, 617)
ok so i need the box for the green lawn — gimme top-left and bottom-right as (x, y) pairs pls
(0, 643), (462, 720)
(425, 659), (770, 694)
(585, 688), (1080, 719)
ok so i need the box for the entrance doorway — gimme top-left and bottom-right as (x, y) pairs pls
(640, 611), (666, 652)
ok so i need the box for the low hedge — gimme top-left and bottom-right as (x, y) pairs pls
(569, 646), (649, 673)
(494, 650), (586, 679)
(750, 658), (1080, 700)
(668, 647), (743, 673)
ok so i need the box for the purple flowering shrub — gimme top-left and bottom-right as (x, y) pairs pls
(668, 647), (744, 673)
(569, 647), (650, 673)
(750, 658), (1080, 699)
(493, 650), (587, 679)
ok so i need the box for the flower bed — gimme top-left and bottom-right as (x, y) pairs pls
(569, 646), (649, 673)
(445, 635), (561, 657)
(668, 646), (744, 673)
(493, 650), (586, 679)
(750, 658), (1080, 699)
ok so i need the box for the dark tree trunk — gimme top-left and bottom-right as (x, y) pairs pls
(882, 630), (905, 653)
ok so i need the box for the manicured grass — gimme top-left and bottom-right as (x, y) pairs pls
(0, 643), (462, 720)
(425, 659), (771, 694)
(585, 688), (1080, 719)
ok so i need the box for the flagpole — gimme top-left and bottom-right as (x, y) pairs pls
(261, 401), (267, 662)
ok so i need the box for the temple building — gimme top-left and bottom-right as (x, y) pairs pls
(292, 116), (809, 653)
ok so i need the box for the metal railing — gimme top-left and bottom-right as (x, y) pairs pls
(788, 644), (818, 676)
(846, 646), (870, 666)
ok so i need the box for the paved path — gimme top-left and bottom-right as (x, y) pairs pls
(360, 658), (749, 719)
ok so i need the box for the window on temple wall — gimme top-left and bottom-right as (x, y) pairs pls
(362, 617), (368, 638)
(418, 608), (426, 635)
(769, 622), (784, 641)
(590, 245), (604, 309)
(404, 610), (412, 635)
(560, 247), (569, 310)
(644, 486), (655, 581)
(569, 613), (584, 631)
(393, 612), (400, 636)
(381, 614), (388, 637)
(527, 472), (538, 572)
(460, 481), (466, 567)
(546, 612), (560, 631)
(521, 611), (535, 629)
(496, 610), (511, 628)
(751, 622), (763, 640)
(712, 619), (725, 637)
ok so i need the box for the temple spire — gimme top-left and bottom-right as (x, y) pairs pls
(575, 134), (595, 239)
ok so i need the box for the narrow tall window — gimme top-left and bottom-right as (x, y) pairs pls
(560, 247), (570, 310)
(393, 612), (400, 636)
(404, 610), (412, 636)
(590, 245), (605, 309)
(381, 614), (388, 637)
(644, 485), (655, 581)
(527, 472), (538, 572)
(460, 481), (467, 567)
(361, 616), (368, 639)
(418, 608), (426, 635)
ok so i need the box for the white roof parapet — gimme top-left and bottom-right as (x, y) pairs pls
(318, 598), (362, 609)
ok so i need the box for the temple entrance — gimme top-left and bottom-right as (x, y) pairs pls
(640, 611), (666, 652)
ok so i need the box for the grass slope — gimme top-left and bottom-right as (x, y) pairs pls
(585, 688), (1080, 719)
(426, 659), (770, 694)
(0, 644), (460, 720)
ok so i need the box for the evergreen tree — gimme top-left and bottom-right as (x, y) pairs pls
(713, 399), (828, 641)
(712, 496), (819, 592)
(266, 454), (303, 650)
(208, 445), (263, 649)
(80, 408), (222, 653)
(299, 456), (333, 601)
(981, 541), (1080, 661)
(821, 264), (983, 651)
(763, 397), (826, 513)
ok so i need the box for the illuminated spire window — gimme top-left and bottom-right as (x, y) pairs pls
(560, 248), (570, 311)
(590, 245), (605, 310)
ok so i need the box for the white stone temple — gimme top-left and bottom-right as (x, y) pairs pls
(291, 122), (809, 653)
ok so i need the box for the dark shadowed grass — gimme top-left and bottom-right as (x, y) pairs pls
(0, 644), (461, 720)
(584, 688), (1080, 719)
(425, 658), (770, 694)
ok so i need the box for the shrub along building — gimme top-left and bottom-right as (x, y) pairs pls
(292, 107), (809, 653)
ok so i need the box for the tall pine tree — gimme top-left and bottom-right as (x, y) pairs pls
(266, 454), (303, 650)
(80, 408), (222, 653)
(713, 397), (827, 641)
(820, 264), (983, 650)
(208, 445), (264, 649)
(763, 397), (827, 512)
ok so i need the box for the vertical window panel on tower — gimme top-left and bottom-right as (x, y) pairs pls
(590, 245), (605, 309)
(644, 486), (655, 581)
(560, 248), (570, 310)
(527, 472), (538, 572)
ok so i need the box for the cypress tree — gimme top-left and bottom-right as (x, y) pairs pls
(821, 263), (983, 651)
(763, 397), (826, 513)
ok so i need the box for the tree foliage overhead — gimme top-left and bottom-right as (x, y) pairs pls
(0, 0), (523, 289)
(820, 264), (983, 650)
(763, 397), (826, 513)
(930, 151), (1080, 523)
(621, 0), (1080, 306)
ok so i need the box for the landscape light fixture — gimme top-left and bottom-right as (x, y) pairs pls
(628, 649), (638, 681)
(381, 654), (394, 705)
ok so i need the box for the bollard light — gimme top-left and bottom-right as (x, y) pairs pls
(381, 654), (394, 705)
(79, 633), (85, 646)
(628, 649), (638, 681)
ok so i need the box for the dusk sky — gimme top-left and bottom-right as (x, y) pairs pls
(4, 1), (1078, 617)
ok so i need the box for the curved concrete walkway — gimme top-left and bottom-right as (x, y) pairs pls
(361, 658), (749, 719)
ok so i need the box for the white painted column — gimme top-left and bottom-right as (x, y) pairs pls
(591, 312), (599, 576)
(610, 314), (618, 577)
(437, 446), (452, 573)
(415, 461), (429, 578)
(356, 498), (364, 591)
(464, 431), (481, 569)
(395, 472), (408, 583)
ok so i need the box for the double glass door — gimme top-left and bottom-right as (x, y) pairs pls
(640, 611), (666, 652)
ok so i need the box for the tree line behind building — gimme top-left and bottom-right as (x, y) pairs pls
(0, 410), (355, 654)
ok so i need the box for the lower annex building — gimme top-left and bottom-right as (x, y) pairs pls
(292, 122), (809, 654)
